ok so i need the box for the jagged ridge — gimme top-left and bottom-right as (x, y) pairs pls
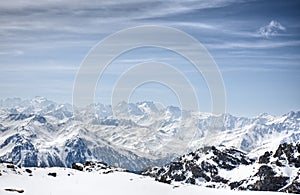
(0, 97), (299, 172)
(141, 142), (300, 193)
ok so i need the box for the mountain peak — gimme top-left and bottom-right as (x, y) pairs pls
(0, 97), (299, 172)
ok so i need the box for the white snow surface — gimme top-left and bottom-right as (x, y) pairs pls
(0, 164), (286, 195)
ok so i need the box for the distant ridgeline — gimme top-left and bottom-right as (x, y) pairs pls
(0, 97), (299, 174)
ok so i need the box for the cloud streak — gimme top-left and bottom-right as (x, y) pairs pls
(206, 40), (300, 49)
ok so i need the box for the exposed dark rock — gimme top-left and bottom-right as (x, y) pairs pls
(252, 176), (289, 191)
(141, 145), (254, 186)
(169, 162), (184, 171)
(71, 161), (126, 174)
(48, 172), (57, 177)
(212, 175), (228, 184)
(190, 165), (210, 181)
(6, 164), (15, 169)
(229, 180), (246, 190)
(273, 142), (300, 168)
(211, 147), (254, 170)
(72, 163), (84, 171)
(255, 165), (276, 178)
(142, 143), (300, 194)
(25, 168), (32, 173)
(249, 165), (289, 191)
(5, 188), (24, 193)
(280, 175), (300, 193)
(258, 151), (272, 164)
(275, 160), (283, 166)
(186, 177), (196, 185)
(156, 175), (171, 184)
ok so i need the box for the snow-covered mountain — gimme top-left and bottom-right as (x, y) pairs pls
(0, 97), (299, 171)
(142, 142), (300, 193)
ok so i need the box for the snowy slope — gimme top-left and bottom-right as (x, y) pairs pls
(0, 163), (287, 195)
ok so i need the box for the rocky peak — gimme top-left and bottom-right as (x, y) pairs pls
(141, 145), (255, 186)
(141, 143), (300, 194)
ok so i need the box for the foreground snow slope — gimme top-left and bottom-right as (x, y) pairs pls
(0, 164), (286, 195)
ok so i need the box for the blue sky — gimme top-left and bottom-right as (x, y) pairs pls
(0, 0), (299, 116)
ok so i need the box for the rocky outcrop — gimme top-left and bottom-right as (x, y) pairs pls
(142, 142), (300, 194)
(250, 165), (289, 191)
(142, 146), (254, 186)
(227, 142), (299, 193)
(244, 142), (300, 192)
(273, 142), (300, 168)
(72, 161), (127, 174)
(280, 174), (300, 193)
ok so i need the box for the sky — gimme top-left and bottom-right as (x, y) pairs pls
(0, 0), (299, 117)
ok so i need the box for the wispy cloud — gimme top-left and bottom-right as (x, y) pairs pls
(0, 50), (23, 56)
(0, 0), (242, 53)
(0, 62), (77, 72)
(0, 0), (239, 33)
(206, 40), (300, 49)
(257, 20), (286, 38)
(167, 21), (217, 30)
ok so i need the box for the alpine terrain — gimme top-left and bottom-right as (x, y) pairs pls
(0, 97), (299, 194)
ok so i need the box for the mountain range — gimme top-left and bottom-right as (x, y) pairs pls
(0, 97), (299, 171)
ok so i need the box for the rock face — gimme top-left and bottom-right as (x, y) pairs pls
(273, 142), (300, 168)
(142, 142), (300, 194)
(280, 175), (300, 194)
(241, 142), (300, 192)
(142, 146), (254, 187)
(251, 165), (289, 191)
